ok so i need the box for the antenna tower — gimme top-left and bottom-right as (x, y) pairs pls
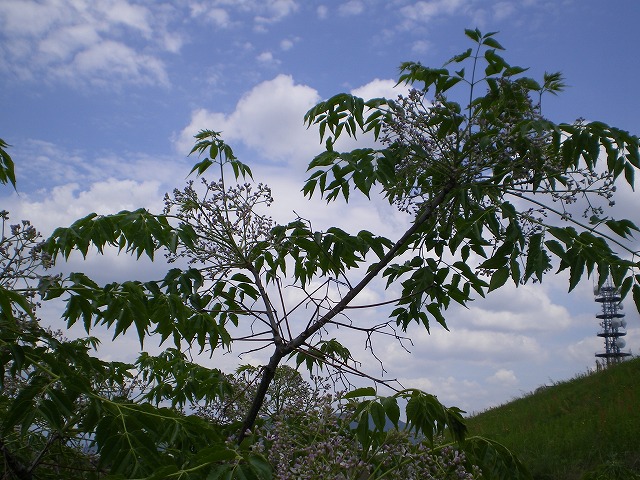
(595, 280), (631, 367)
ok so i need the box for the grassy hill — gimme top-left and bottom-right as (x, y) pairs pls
(465, 357), (640, 480)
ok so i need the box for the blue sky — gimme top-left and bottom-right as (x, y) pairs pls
(1, 0), (639, 414)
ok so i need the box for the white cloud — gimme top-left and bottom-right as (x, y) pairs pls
(37, 24), (101, 62)
(463, 284), (573, 332)
(381, 324), (545, 376)
(256, 51), (278, 65)
(176, 74), (321, 161)
(206, 8), (232, 28)
(565, 335), (601, 363)
(256, 0), (299, 24)
(193, 0), (298, 27)
(161, 31), (185, 53)
(338, 1), (364, 16)
(317, 5), (328, 19)
(280, 38), (295, 51)
(487, 369), (518, 385)
(400, 0), (466, 22)
(0, 0), (176, 88)
(14, 140), (188, 193)
(3, 177), (164, 245)
(176, 75), (410, 166)
(351, 78), (407, 100)
(0, 0), (65, 37)
(97, 0), (153, 36)
(65, 40), (169, 87)
(493, 1), (516, 21)
(421, 327), (544, 362)
(411, 40), (432, 55)
(5, 139), (191, 233)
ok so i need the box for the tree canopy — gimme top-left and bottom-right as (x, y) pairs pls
(1, 30), (639, 479)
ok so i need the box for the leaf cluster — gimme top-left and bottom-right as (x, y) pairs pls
(302, 28), (640, 316)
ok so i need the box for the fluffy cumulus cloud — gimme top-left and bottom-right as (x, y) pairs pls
(14, 178), (158, 232)
(0, 0), (180, 87)
(487, 368), (518, 385)
(175, 74), (410, 187)
(174, 73), (413, 245)
(176, 74), (321, 161)
(351, 78), (408, 100)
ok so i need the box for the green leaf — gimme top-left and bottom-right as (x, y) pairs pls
(2, 376), (48, 434)
(480, 255), (508, 269)
(633, 284), (640, 315)
(544, 240), (566, 259)
(482, 37), (505, 50)
(246, 455), (273, 480)
(620, 276), (633, 299)
(464, 28), (481, 42)
(145, 465), (180, 480)
(503, 65), (528, 76)
(524, 233), (549, 282)
(518, 77), (542, 91)
(344, 386), (376, 399)
(0, 138), (17, 189)
(548, 226), (576, 245)
(370, 401), (386, 431)
(356, 409), (371, 451)
(464, 436), (532, 480)
(489, 267), (510, 292)
(194, 446), (237, 464)
(624, 161), (635, 187)
(446, 48), (473, 64)
(0, 286), (34, 321)
(568, 255), (585, 292)
(403, 389), (467, 444)
(381, 396), (400, 428)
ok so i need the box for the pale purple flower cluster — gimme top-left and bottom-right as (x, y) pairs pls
(250, 387), (482, 479)
(163, 177), (274, 273)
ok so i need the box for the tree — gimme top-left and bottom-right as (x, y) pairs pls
(196, 365), (315, 425)
(2, 30), (640, 478)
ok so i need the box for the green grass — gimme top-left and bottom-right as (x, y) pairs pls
(465, 357), (640, 480)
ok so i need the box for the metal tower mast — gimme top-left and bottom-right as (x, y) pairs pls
(595, 281), (631, 367)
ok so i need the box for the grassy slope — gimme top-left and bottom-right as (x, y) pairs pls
(465, 357), (640, 480)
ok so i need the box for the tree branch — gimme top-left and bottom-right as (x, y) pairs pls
(236, 177), (458, 443)
(237, 350), (283, 443)
(285, 178), (457, 354)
